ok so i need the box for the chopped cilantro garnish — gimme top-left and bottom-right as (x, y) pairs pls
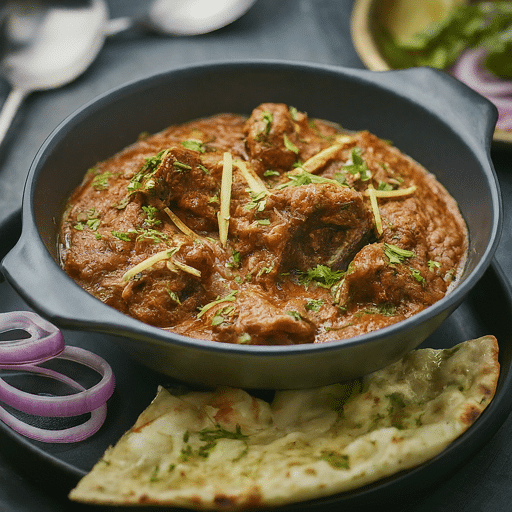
(113, 196), (130, 209)
(135, 228), (168, 244)
(211, 305), (234, 326)
(428, 260), (441, 272)
(167, 290), (181, 305)
(320, 450), (350, 470)
(305, 298), (324, 312)
(75, 208), (101, 231)
(227, 250), (241, 268)
(261, 111), (273, 135)
(142, 205), (161, 226)
(196, 424), (248, 459)
(173, 160), (192, 171)
(257, 261), (275, 277)
(289, 106), (299, 121)
(380, 1), (512, 79)
(410, 267), (426, 286)
(300, 264), (344, 289)
(128, 149), (168, 194)
(286, 310), (302, 321)
(238, 333), (251, 344)
(383, 243), (416, 264)
(181, 140), (206, 153)
(91, 171), (112, 190)
(333, 172), (348, 186)
(245, 190), (267, 212)
(87, 218), (101, 231)
(276, 169), (344, 190)
(343, 147), (371, 181)
(264, 169), (280, 177)
(378, 181), (394, 191)
(387, 392), (407, 411)
(111, 230), (131, 242)
(378, 303), (397, 316)
(283, 133), (299, 154)
(197, 291), (238, 318)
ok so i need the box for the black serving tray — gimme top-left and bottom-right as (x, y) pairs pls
(1, 209), (512, 512)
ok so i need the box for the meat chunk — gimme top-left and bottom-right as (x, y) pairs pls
(244, 103), (339, 176)
(131, 146), (221, 232)
(211, 286), (316, 345)
(230, 182), (375, 277)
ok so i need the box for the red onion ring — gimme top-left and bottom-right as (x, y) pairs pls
(450, 47), (512, 132)
(451, 47), (512, 97)
(0, 311), (115, 443)
(0, 346), (114, 417)
(0, 311), (64, 365)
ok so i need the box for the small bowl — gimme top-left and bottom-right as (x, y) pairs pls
(0, 60), (502, 389)
(350, 0), (512, 146)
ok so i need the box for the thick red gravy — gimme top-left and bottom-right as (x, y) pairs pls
(59, 103), (467, 345)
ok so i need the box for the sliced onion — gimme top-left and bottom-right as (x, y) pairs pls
(450, 48), (512, 132)
(0, 346), (114, 417)
(0, 311), (64, 364)
(0, 311), (115, 443)
(451, 48), (512, 97)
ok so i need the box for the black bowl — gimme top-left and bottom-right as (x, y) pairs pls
(0, 60), (502, 389)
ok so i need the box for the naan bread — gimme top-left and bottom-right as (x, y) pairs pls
(69, 335), (499, 509)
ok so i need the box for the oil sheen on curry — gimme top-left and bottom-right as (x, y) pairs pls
(59, 103), (468, 345)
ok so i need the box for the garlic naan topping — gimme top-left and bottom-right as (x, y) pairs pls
(69, 335), (499, 510)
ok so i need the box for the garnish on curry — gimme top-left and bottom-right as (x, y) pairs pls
(59, 103), (467, 345)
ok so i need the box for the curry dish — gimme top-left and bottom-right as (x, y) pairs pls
(59, 103), (468, 345)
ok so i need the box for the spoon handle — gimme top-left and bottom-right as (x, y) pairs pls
(0, 88), (29, 147)
(104, 17), (135, 37)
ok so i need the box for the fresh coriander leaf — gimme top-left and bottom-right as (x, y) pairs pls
(383, 243), (416, 264)
(305, 298), (324, 312)
(238, 333), (252, 344)
(343, 147), (371, 181)
(410, 267), (426, 286)
(378, 181), (394, 191)
(92, 171), (112, 190)
(289, 106), (299, 121)
(111, 230), (132, 242)
(287, 310), (302, 321)
(167, 290), (181, 305)
(262, 111), (273, 133)
(428, 260), (441, 272)
(142, 205), (161, 226)
(320, 450), (350, 470)
(283, 133), (299, 154)
(181, 140), (206, 153)
(173, 160), (192, 171)
(128, 149), (168, 193)
(227, 250), (241, 268)
(300, 264), (344, 289)
(197, 291), (237, 318)
(276, 169), (344, 189)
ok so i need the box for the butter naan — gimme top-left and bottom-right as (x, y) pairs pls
(69, 335), (499, 509)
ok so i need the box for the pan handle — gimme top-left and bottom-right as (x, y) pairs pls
(368, 66), (498, 153)
(0, 220), (133, 336)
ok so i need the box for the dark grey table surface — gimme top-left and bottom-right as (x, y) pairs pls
(0, 1), (512, 510)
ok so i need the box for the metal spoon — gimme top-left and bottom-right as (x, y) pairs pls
(105, 0), (257, 37)
(0, 0), (108, 146)
(0, 0), (257, 147)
